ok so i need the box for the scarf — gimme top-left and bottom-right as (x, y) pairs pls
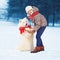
(19, 25), (31, 34)
(28, 11), (39, 20)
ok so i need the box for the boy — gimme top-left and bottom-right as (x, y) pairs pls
(25, 6), (47, 53)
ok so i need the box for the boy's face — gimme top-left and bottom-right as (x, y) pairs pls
(27, 9), (33, 15)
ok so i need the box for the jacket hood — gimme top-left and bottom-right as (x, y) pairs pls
(32, 6), (39, 12)
(27, 6), (39, 16)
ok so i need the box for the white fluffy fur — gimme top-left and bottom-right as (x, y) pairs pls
(17, 17), (34, 51)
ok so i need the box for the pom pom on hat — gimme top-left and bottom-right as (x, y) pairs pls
(25, 6), (33, 13)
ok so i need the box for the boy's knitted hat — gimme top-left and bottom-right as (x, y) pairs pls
(25, 6), (33, 13)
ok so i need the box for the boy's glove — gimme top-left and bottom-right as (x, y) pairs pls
(25, 28), (35, 33)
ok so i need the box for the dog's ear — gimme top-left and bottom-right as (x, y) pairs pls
(23, 17), (28, 20)
(20, 20), (22, 22)
(19, 18), (22, 23)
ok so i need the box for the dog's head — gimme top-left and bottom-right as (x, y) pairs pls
(18, 17), (29, 27)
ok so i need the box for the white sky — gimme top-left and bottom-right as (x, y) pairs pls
(0, 0), (8, 8)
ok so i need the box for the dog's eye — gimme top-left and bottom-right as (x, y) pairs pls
(23, 22), (25, 23)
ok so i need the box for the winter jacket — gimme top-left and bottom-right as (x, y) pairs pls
(28, 6), (47, 31)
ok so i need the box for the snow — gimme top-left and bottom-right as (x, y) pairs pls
(0, 21), (60, 60)
(0, 0), (8, 8)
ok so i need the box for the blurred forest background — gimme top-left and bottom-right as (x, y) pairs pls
(0, 0), (60, 26)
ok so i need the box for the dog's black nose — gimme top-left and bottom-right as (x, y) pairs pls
(26, 23), (27, 26)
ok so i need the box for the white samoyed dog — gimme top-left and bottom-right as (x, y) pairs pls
(17, 17), (34, 51)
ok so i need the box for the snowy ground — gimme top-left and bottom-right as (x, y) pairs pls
(0, 21), (60, 60)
